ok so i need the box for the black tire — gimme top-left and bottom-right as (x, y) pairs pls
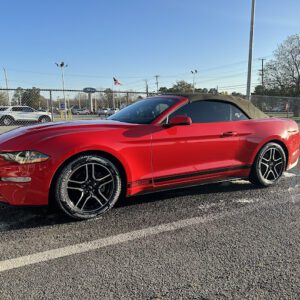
(249, 142), (286, 187)
(1, 116), (14, 126)
(55, 155), (123, 220)
(39, 116), (51, 123)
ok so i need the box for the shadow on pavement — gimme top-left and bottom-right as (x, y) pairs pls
(117, 180), (260, 208)
(0, 180), (260, 232)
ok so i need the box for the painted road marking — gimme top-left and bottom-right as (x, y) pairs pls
(0, 184), (300, 273)
(0, 214), (223, 273)
(283, 172), (298, 178)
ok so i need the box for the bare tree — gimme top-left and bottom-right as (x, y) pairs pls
(261, 34), (300, 115)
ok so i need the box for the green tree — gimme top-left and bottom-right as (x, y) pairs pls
(12, 87), (24, 105)
(0, 92), (8, 106)
(21, 87), (46, 109)
(158, 87), (169, 94)
(169, 80), (194, 93)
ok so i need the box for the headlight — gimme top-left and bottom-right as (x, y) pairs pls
(0, 151), (49, 164)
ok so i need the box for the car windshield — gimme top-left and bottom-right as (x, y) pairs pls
(108, 97), (177, 124)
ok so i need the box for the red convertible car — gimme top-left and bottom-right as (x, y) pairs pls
(0, 94), (299, 219)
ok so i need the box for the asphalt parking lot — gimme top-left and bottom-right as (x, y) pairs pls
(0, 167), (299, 299)
(0, 124), (300, 299)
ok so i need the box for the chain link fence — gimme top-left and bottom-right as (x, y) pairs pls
(0, 88), (150, 130)
(0, 89), (299, 132)
(251, 95), (300, 119)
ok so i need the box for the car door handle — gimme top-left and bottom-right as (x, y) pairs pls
(222, 131), (238, 137)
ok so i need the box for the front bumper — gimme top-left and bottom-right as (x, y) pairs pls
(0, 159), (52, 206)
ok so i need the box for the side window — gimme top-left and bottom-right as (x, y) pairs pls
(22, 107), (34, 112)
(12, 107), (23, 112)
(230, 105), (249, 121)
(168, 100), (249, 123)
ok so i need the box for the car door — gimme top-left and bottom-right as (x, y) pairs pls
(21, 107), (36, 121)
(151, 100), (249, 187)
(11, 107), (23, 121)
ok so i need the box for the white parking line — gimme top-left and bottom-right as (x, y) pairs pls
(283, 172), (298, 177)
(0, 213), (225, 273)
(1, 191), (299, 273)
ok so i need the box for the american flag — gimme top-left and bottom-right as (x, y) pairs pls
(113, 77), (121, 85)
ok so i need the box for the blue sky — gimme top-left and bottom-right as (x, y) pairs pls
(1, 0), (299, 94)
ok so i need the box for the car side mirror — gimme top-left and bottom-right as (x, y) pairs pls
(167, 115), (192, 127)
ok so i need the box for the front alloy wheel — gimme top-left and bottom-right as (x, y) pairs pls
(55, 155), (122, 219)
(250, 142), (286, 186)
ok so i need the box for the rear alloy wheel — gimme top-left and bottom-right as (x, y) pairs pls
(249, 142), (286, 187)
(55, 155), (123, 219)
(2, 116), (14, 126)
(39, 116), (51, 123)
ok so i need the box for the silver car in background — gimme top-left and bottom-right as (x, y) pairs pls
(0, 106), (52, 126)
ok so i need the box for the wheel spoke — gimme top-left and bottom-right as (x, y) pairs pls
(75, 193), (85, 207)
(67, 186), (83, 192)
(67, 179), (84, 192)
(98, 191), (109, 203)
(69, 179), (85, 185)
(265, 169), (272, 180)
(273, 167), (279, 178)
(81, 195), (91, 210)
(85, 164), (89, 181)
(262, 157), (270, 163)
(99, 179), (113, 188)
(95, 173), (111, 182)
(269, 170), (276, 180)
(270, 148), (275, 161)
(260, 161), (269, 168)
(93, 194), (105, 206)
(262, 165), (269, 177)
(91, 163), (96, 181)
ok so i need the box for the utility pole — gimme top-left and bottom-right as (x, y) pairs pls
(55, 62), (68, 120)
(191, 70), (198, 94)
(144, 80), (149, 96)
(246, 0), (256, 100)
(259, 58), (265, 92)
(3, 67), (10, 105)
(155, 75), (160, 93)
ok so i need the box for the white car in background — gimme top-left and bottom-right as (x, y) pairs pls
(0, 106), (52, 126)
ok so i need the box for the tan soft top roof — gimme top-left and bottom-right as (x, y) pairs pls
(165, 94), (268, 119)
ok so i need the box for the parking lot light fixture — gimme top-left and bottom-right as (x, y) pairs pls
(55, 62), (68, 120)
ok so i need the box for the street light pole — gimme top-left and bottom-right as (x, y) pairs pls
(3, 67), (10, 105)
(191, 70), (198, 94)
(246, 0), (256, 100)
(55, 62), (68, 120)
(155, 75), (160, 93)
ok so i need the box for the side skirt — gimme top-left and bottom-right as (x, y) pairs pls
(130, 177), (249, 197)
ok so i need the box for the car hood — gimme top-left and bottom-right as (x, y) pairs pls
(0, 120), (136, 151)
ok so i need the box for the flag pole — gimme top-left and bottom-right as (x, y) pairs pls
(112, 79), (115, 109)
